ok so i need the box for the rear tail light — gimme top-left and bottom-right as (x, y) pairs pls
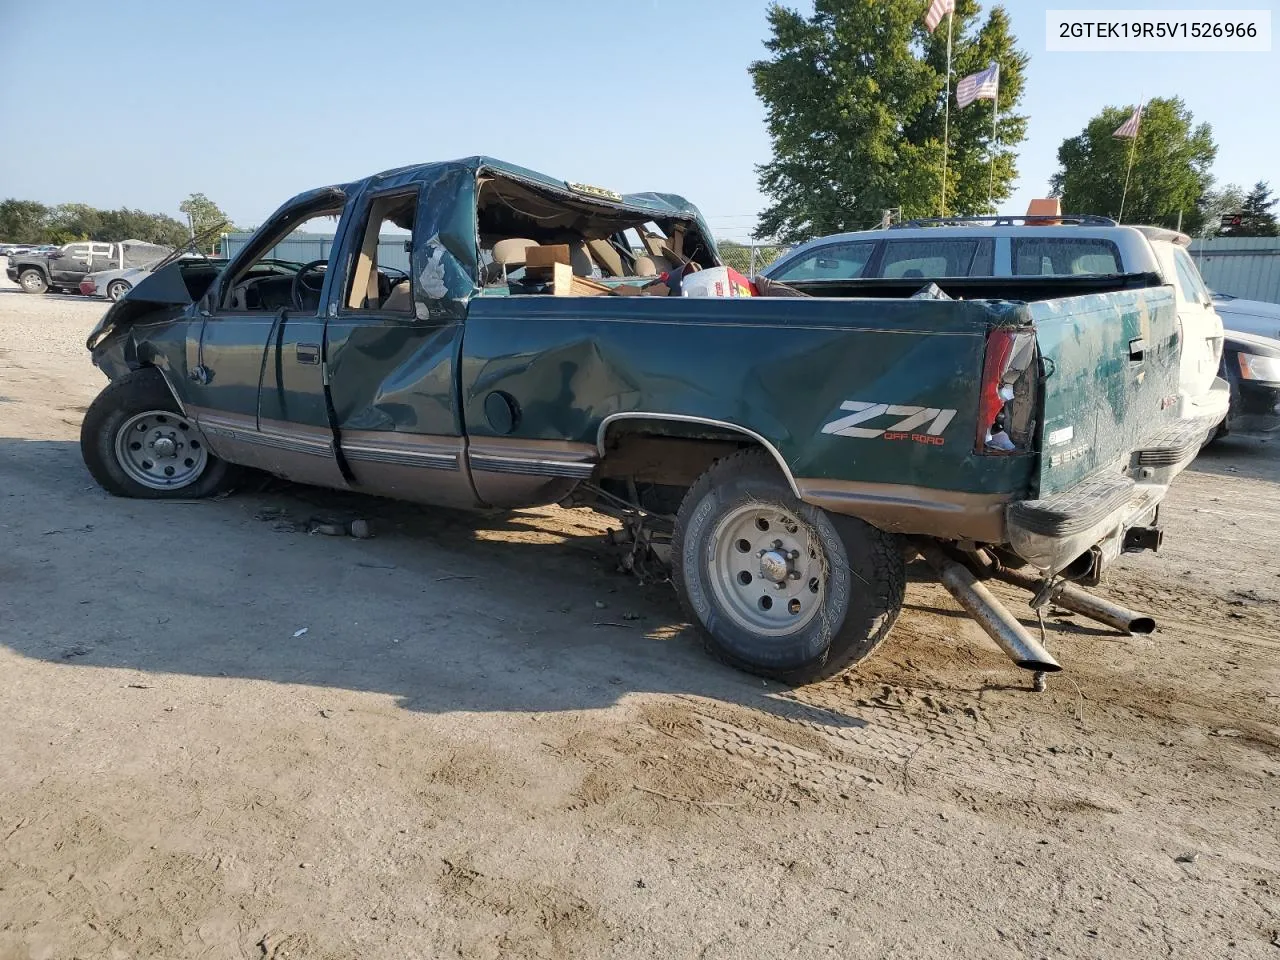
(976, 327), (1038, 454)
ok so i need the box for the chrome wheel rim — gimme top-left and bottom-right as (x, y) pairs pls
(707, 504), (827, 636)
(108, 282), (127, 300)
(21, 274), (42, 290)
(114, 409), (207, 490)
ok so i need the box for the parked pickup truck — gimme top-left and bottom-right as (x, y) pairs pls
(80, 157), (1208, 683)
(7, 239), (171, 294)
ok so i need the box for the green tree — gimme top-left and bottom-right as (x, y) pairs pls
(750, 0), (1029, 243)
(0, 199), (192, 247)
(1197, 183), (1245, 237)
(1221, 181), (1279, 237)
(47, 203), (103, 243)
(1049, 97), (1216, 233)
(179, 193), (232, 251)
(0, 199), (51, 242)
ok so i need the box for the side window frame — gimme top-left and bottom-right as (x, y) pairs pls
(211, 190), (349, 315)
(771, 240), (878, 282)
(1171, 247), (1209, 306)
(334, 185), (421, 318)
(873, 238), (981, 279)
(1010, 237), (1122, 277)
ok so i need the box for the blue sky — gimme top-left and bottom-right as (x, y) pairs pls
(1, 0), (1275, 240)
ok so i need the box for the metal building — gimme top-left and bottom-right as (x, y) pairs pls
(219, 232), (412, 273)
(1190, 237), (1280, 304)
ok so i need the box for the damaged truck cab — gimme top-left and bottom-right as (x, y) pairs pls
(83, 157), (1209, 684)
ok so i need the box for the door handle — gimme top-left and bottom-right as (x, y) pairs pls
(1128, 338), (1145, 362)
(296, 343), (320, 365)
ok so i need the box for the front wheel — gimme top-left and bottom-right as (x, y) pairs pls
(106, 279), (131, 301)
(672, 450), (905, 683)
(18, 269), (48, 294)
(80, 368), (237, 499)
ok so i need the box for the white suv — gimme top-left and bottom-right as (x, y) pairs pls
(763, 217), (1230, 427)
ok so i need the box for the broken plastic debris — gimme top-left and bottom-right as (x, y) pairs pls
(293, 627), (309, 638)
(908, 282), (952, 301)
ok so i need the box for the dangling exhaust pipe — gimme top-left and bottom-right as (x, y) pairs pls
(989, 566), (1156, 636)
(918, 543), (1062, 673)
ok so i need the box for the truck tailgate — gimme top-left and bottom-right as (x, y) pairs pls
(1029, 286), (1181, 497)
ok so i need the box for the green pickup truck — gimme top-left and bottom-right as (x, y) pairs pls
(82, 157), (1206, 683)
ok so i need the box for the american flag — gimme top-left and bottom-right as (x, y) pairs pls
(956, 62), (999, 109)
(1113, 106), (1142, 139)
(924, 0), (954, 32)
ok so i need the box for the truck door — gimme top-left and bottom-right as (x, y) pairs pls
(181, 187), (350, 489)
(52, 243), (91, 285)
(317, 185), (476, 509)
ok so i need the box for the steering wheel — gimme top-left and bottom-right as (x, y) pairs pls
(291, 259), (328, 310)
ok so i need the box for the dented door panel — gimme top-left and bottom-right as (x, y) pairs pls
(323, 317), (478, 509)
(460, 295), (1039, 503)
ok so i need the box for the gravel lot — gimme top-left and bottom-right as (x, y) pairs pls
(1, 260), (1278, 959)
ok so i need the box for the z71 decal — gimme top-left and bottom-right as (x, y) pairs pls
(821, 401), (958, 445)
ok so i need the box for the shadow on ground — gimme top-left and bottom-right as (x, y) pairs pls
(5, 433), (1276, 721)
(0, 437), (869, 725)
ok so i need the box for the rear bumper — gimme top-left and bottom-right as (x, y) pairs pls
(1228, 378), (1280, 436)
(79, 279), (98, 296)
(1006, 412), (1217, 574)
(1178, 377), (1230, 424)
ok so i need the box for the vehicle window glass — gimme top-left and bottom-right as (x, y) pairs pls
(64, 243), (91, 257)
(770, 241), (876, 281)
(1011, 238), (1121, 276)
(970, 238), (995, 276)
(220, 210), (344, 313)
(876, 240), (979, 279)
(341, 191), (417, 314)
(1172, 247), (1209, 304)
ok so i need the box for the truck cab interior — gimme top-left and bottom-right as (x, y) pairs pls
(474, 174), (716, 290)
(215, 170), (721, 316)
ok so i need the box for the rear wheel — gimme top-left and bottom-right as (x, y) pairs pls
(106, 279), (131, 301)
(81, 368), (237, 499)
(18, 269), (48, 294)
(672, 449), (904, 683)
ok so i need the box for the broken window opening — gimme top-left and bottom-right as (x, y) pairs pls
(218, 196), (346, 314)
(341, 191), (418, 315)
(474, 175), (714, 295)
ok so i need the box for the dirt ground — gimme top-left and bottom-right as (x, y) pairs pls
(1, 265), (1277, 960)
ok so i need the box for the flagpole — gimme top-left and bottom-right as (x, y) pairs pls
(1117, 98), (1143, 224)
(987, 65), (999, 210)
(941, 9), (953, 216)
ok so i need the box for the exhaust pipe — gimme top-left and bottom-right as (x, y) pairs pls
(918, 543), (1062, 673)
(990, 566), (1156, 636)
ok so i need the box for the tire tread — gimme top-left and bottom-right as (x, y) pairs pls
(672, 448), (905, 684)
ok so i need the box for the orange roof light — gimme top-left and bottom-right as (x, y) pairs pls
(1025, 198), (1062, 225)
